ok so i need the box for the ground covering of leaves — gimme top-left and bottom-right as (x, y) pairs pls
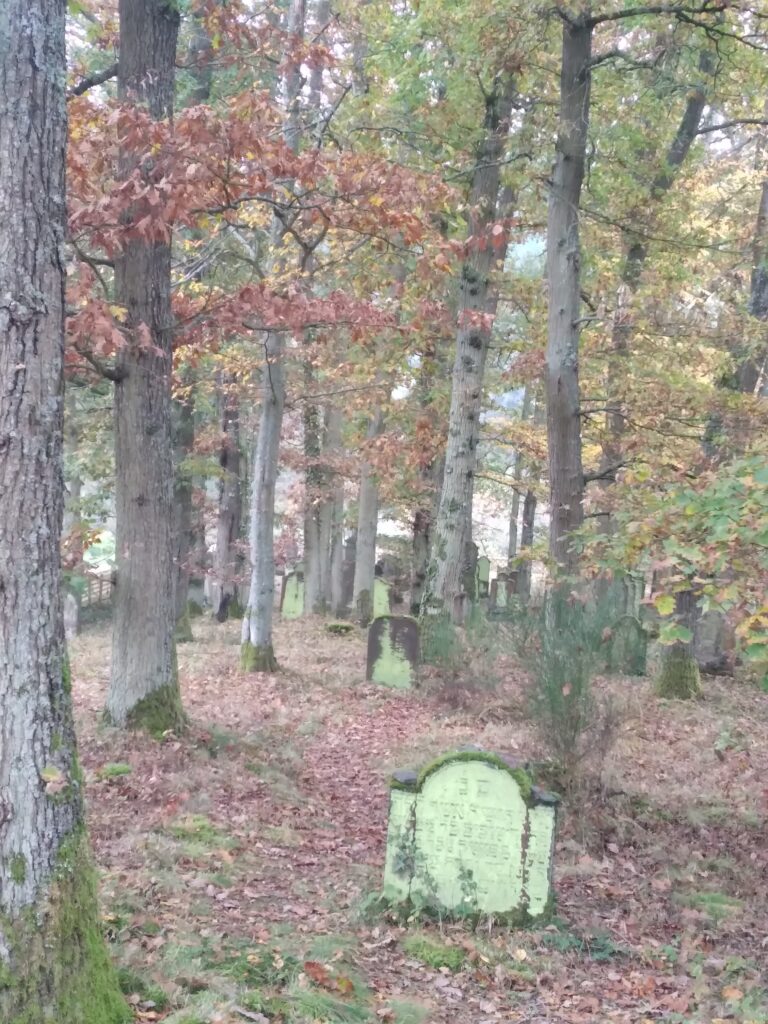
(71, 616), (768, 1024)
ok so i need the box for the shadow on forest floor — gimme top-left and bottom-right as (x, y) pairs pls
(70, 616), (768, 1024)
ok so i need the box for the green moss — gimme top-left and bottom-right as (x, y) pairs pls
(240, 640), (279, 672)
(325, 621), (355, 635)
(187, 599), (204, 618)
(0, 828), (130, 1024)
(9, 855), (26, 885)
(62, 654), (72, 695)
(175, 611), (194, 644)
(402, 933), (465, 972)
(414, 750), (535, 804)
(656, 646), (701, 699)
(126, 681), (186, 738)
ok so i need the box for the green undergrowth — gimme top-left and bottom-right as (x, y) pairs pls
(401, 933), (466, 972)
(116, 966), (170, 1010)
(96, 762), (132, 781)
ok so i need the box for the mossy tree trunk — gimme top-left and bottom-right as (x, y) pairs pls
(213, 378), (243, 621)
(107, 0), (185, 731)
(0, 3), (128, 1018)
(656, 590), (701, 699)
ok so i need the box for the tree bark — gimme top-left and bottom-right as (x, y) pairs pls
(352, 408), (384, 625)
(421, 74), (516, 614)
(507, 386), (533, 565)
(107, 0), (184, 732)
(0, 2), (128, 1017)
(213, 379), (243, 620)
(546, 18), (592, 573)
(241, 0), (306, 671)
(516, 487), (537, 602)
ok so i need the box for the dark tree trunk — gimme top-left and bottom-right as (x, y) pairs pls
(422, 74), (517, 614)
(107, 0), (185, 731)
(213, 380), (243, 620)
(516, 488), (537, 602)
(352, 407), (384, 625)
(0, 2), (128, 1017)
(546, 19), (592, 573)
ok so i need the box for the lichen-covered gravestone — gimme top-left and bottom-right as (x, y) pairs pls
(366, 615), (419, 689)
(476, 556), (491, 599)
(606, 615), (648, 675)
(383, 750), (558, 920)
(373, 577), (392, 618)
(281, 571), (304, 620)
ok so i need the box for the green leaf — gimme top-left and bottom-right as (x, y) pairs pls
(658, 623), (693, 645)
(654, 593), (675, 617)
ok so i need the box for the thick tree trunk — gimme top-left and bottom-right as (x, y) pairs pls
(410, 456), (445, 614)
(241, 0), (306, 670)
(107, 0), (184, 732)
(657, 590), (701, 699)
(352, 408), (384, 625)
(421, 75), (516, 614)
(546, 19), (592, 573)
(0, 3), (128, 1018)
(213, 381), (243, 620)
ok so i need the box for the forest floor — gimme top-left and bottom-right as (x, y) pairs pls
(71, 615), (768, 1024)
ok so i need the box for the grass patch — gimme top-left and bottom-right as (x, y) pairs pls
(165, 814), (232, 853)
(538, 928), (628, 962)
(389, 999), (431, 1024)
(401, 933), (465, 972)
(289, 987), (371, 1023)
(673, 889), (744, 922)
(96, 762), (133, 781)
(116, 966), (170, 1010)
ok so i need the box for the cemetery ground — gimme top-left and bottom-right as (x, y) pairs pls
(71, 617), (768, 1024)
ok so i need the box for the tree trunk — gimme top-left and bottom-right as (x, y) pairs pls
(172, 1), (217, 639)
(517, 488), (537, 602)
(0, 2), (128, 1017)
(173, 392), (195, 642)
(241, 0), (306, 671)
(352, 408), (384, 625)
(107, 0), (184, 732)
(507, 386), (533, 565)
(546, 18), (592, 573)
(213, 380), (243, 621)
(421, 74), (516, 614)
(657, 590), (701, 699)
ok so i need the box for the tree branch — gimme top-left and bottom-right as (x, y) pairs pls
(68, 62), (119, 99)
(72, 343), (125, 383)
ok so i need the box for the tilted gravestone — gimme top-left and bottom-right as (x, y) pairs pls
(280, 570), (304, 620)
(476, 556), (491, 599)
(366, 615), (419, 690)
(373, 577), (392, 618)
(488, 573), (515, 617)
(383, 750), (558, 920)
(606, 615), (648, 675)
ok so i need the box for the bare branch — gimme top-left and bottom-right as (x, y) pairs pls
(67, 62), (119, 99)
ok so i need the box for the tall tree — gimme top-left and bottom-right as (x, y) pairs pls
(0, 0), (128, 1017)
(106, 0), (185, 730)
(421, 73), (517, 615)
(241, 0), (306, 671)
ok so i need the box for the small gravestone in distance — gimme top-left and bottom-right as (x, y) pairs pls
(488, 573), (514, 617)
(476, 556), (491, 599)
(383, 750), (558, 920)
(373, 577), (392, 618)
(606, 615), (647, 675)
(366, 615), (419, 689)
(281, 571), (304, 620)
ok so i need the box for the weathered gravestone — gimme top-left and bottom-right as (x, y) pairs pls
(63, 590), (80, 641)
(366, 615), (419, 689)
(281, 570), (304, 620)
(606, 615), (648, 676)
(476, 556), (491, 599)
(383, 750), (558, 919)
(373, 577), (392, 618)
(488, 573), (515, 617)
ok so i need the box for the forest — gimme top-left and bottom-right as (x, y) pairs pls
(0, 0), (767, 1021)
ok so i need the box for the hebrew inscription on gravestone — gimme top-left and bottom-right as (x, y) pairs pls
(383, 750), (558, 919)
(366, 615), (419, 689)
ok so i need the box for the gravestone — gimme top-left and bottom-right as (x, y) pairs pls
(489, 573), (514, 617)
(373, 577), (392, 618)
(476, 556), (491, 599)
(341, 559), (355, 610)
(63, 590), (80, 641)
(281, 571), (304, 620)
(366, 615), (419, 689)
(383, 750), (558, 919)
(606, 615), (648, 676)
